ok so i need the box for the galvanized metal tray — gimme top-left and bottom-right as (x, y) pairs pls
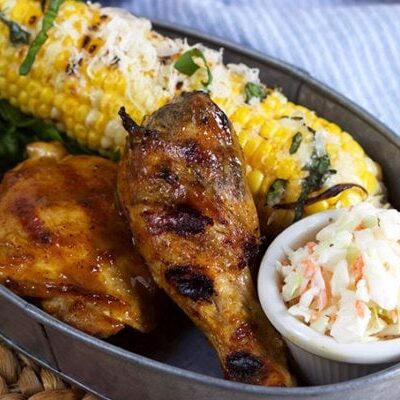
(1, 18), (400, 400)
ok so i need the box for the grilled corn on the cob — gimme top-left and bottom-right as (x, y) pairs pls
(0, 0), (384, 234)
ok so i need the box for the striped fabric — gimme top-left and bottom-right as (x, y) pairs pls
(104, 0), (400, 134)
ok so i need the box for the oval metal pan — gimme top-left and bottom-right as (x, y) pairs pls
(1, 20), (400, 400)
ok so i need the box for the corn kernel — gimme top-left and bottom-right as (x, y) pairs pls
(230, 106), (251, 126)
(246, 114), (264, 129)
(75, 104), (90, 123)
(27, 98), (38, 113)
(74, 124), (87, 142)
(90, 68), (109, 88)
(54, 94), (64, 110)
(337, 190), (364, 208)
(251, 141), (272, 167)
(63, 37), (74, 48)
(305, 200), (329, 214)
(88, 127), (102, 148)
(260, 120), (279, 139)
(238, 129), (249, 148)
(20, 104), (30, 114)
(54, 51), (71, 71)
(65, 117), (75, 131)
(10, 0), (41, 25)
(243, 136), (262, 159)
(9, 97), (18, 107)
(362, 171), (378, 195)
(247, 170), (264, 195)
(40, 87), (54, 105)
(93, 114), (106, 137)
(0, 59), (7, 72)
(263, 95), (278, 110)
(27, 81), (41, 99)
(275, 158), (298, 180)
(103, 72), (126, 93)
(343, 139), (364, 156)
(61, 98), (77, 114)
(327, 123), (342, 135)
(18, 91), (29, 106)
(37, 104), (50, 119)
(0, 77), (6, 91)
(7, 69), (18, 83)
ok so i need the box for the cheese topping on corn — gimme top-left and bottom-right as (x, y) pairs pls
(0, 0), (385, 234)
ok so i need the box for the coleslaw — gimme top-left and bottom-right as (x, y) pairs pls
(278, 203), (400, 343)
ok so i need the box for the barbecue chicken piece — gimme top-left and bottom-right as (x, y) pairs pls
(0, 144), (158, 337)
(117, 92), (293, 386)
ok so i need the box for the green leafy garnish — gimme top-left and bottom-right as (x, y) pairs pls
(174, 48), (213, 90)
(19, 0), (66, 75)
(0, 11), (30, 45)
(245, 82), (266, 103)
(289, 132), (302, 154)
(108, 149), (121, 162)
(293, 149), (336, 221)
(0, 99), (112, 175)
(266, 178), (288, 206)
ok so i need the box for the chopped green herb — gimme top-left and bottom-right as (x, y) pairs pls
(0, 11), (30, 45)
(174, 48), (212, 90)
(289, 132), (302, 154)
(107, 149), (121, 162)
(0, 100), (28, 124)
(245, 82), (266, 103)
(0, 99), (111, 176)
(293, 149), (336, 221)
(19, 0), (66, 75)
(266, 178), (288, 206)
(291, 116), (303, 121)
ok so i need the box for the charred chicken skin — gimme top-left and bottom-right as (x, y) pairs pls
(0, 146), (158, 337)
(117, 92), (293, 386)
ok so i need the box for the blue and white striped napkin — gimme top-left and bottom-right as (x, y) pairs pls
(105, 0), (400, 134)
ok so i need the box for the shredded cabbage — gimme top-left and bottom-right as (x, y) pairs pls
(278, 203), (400, 343)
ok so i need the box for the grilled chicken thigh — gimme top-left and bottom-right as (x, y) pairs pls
(0, 146), (157, 337)
(118, 92), (293, 386)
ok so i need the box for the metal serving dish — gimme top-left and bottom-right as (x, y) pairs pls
(1, 18), (400, 400)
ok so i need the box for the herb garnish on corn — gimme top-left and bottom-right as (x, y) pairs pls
(289, 132), (302, 154)
(20, 0), (67, 75)
(174, 48), (213, 91)
(293, 148), (337, 221)
(0, 11), (29, 44)
(266, 178), (287, 207)
(245, 82), (267, 104)
(0, 0), (385, 235)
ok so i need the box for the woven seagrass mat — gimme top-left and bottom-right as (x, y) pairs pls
(0, 342), (97, 400)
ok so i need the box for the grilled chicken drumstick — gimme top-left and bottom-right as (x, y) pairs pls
(117, 92), (293, 386)
(0, 144), (158, 337)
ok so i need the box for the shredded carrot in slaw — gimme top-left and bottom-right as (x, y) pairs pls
(278, 203), (400, 343)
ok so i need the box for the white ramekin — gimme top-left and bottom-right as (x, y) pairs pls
(257, 209), (400, 385)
